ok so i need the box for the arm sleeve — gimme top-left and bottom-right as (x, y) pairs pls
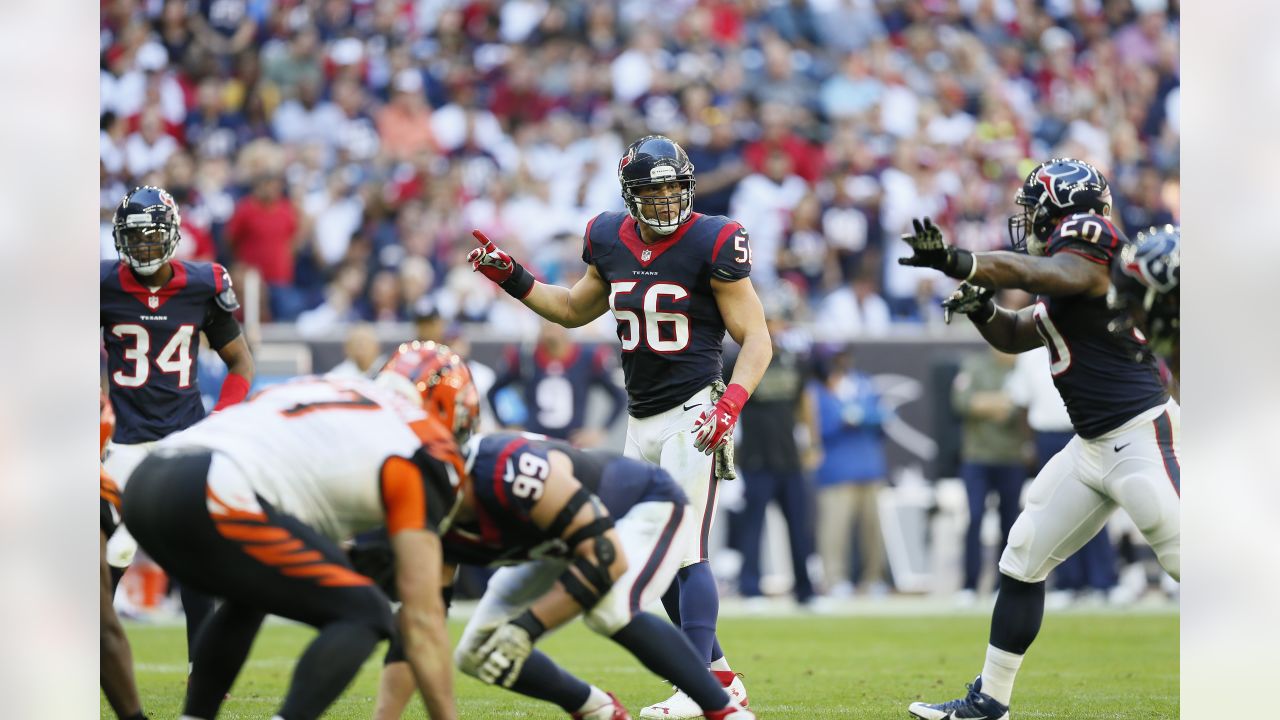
(203, 305), (243, 351)
(710, 221), (752, 281)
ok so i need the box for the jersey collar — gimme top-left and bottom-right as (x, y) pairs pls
(118, 262), (188, 312)
(619, 213), (702, 268)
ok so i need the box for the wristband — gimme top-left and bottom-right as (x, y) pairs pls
(213, 373), (251, 411)
(511, 608), (546, 641)
(972, 301), (999, 326)
(720, 383), (750, 412)
(946, 249), (975, 281)
(499, 261), (535, 299)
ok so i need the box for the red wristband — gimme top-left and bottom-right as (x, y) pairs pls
(213, 373), (251, 411)
(720, 383), (749, 412)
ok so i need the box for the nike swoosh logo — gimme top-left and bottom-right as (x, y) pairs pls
(683, 403), (701, 411)
(1114, 443), (1131, 452)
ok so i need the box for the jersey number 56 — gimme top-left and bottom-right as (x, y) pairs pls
(609, 281), (690, 353)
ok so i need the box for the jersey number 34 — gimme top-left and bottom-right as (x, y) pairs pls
(110, 324), (196, 388)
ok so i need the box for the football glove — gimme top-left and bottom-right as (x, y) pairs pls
(898, 217), (976, 280)
(474, 613), (542, 687)
(942, 282), (997, 325)
(467, 230), (535, 298)
(692, 383), (749, 455)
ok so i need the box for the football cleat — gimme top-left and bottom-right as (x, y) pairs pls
(908, 676), (1010, 719)
(573, 691), (631, 720)
(639, 688), (701, 719)
(703, 700), (755, 720)
(718, 672), (749, 708)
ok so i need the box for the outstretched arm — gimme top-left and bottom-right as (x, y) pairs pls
(968, 250), (1111, 298)
(468, 230), (609, 328)
(520, 265), (611, 329)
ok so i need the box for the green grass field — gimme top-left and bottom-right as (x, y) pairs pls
(110, 612), (1177, 719)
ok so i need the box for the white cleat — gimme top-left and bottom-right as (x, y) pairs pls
(723, 674), (749, 708)
(640, 688), (703, 719)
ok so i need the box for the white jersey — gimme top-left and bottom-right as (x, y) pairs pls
(158, 376), (455, 542)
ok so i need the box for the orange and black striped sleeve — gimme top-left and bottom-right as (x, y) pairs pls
(380, 456), (430, 535)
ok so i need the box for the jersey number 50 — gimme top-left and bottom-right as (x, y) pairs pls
(609, 281), (690, 353)
(110, 324), (196, 388)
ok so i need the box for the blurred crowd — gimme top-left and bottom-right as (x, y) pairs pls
(99, 0), (1180, 337)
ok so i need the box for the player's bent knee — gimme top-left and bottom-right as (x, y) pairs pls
(1114, 475), (1166, 532)
(583, 600), (631, 637)
(998, 515), (1046, 583)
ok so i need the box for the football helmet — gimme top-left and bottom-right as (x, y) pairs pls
(1107, 224), (1180, 359)
(378, 340), (481, 445)
(1008, 158), (1111, 256)
(619, 135), (696, 236)
(113, 185), (182, 275)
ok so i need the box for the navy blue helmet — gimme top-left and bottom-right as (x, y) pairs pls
(1008, 158), (1112, 255)
(113, 185), (182, 275)
(618, 135), (696, 236)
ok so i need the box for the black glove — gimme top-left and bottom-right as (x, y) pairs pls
(898, 217), (975, 280)
(942, 282), (997, 325)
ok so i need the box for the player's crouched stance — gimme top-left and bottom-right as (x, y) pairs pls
(120, 349), (461, 720)
(367, 356), (753, 719)
(100, 393), (149, 720)
(370, 432), (754, 720)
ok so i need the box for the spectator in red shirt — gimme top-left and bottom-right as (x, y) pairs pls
(226, 173), (304, 318)
(743, 102), (825, 184)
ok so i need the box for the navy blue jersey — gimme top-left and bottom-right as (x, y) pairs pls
(1033, 214), (1169, 438)
(442, 432), (687, 567)
(487, 344), (627, 439)
(583, 211), (751, 417)
(100, 260), (241, 444)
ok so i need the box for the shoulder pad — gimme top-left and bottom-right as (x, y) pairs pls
(213, 263), (240, 312)
(1046, 213), (1123, 264)
(101, 259), (118, 283)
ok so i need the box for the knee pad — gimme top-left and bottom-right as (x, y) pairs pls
(1113, 475), (1169, 535)
(583, 599), (629, 637)
(454, 621), (499, 676)
(998, 514), (1040, 583)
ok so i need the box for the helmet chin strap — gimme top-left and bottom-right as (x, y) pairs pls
(643, 220), (678, 236)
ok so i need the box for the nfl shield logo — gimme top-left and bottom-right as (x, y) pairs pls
(148, 296), (159, 309)
(641, 249), (652, 262)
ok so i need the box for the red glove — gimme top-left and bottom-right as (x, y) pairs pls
(692, 384), (749, 455)
(467, 230), (534, 298)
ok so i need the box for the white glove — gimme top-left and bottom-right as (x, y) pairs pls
(475, 622), (534, 687)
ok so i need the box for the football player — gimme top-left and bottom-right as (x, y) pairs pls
(120, 348), (460, 720)
(486, 320), (628, 444)
(100, 393), (149, 720)
(1107, 224), (1180, 386)
(101, 185), (255, 663)
(901, 159), (1179, 720)
(467, 135), (771, 717)
(365, 346), (753, 720)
